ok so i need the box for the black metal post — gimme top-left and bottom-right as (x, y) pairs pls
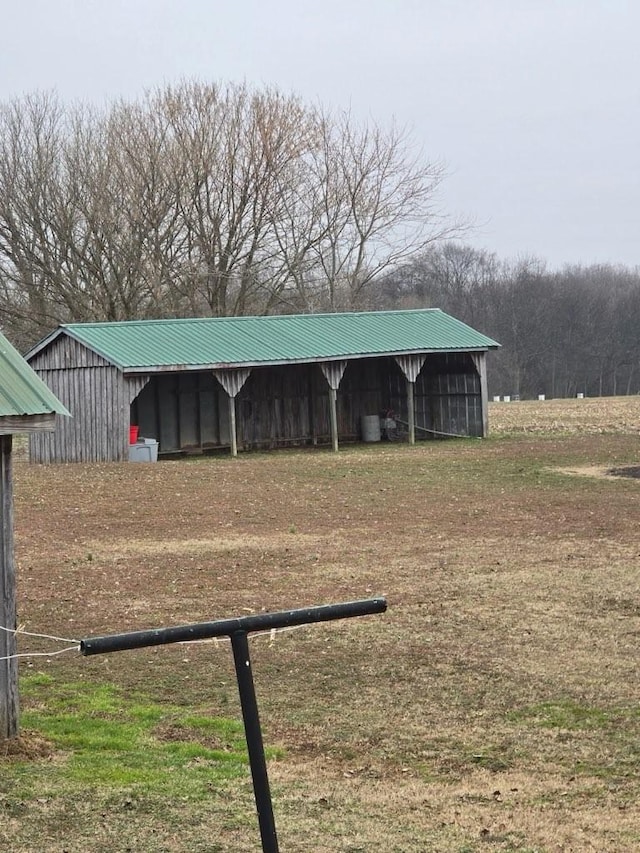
(231, 630), (279, 853)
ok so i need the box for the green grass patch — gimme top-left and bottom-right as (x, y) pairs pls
(8, 673), (265, 802)
(506, 699), (640, 781)
(507, 699), (614, 730)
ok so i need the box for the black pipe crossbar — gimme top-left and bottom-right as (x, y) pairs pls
(80, 598), (387, 656)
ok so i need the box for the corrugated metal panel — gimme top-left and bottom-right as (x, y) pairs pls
(0, 332), (69, 418)
(50, 309), (498, 371)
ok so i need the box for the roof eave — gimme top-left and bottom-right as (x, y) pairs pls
(121, 345), (499, 374)
(0, 412), (61, 434)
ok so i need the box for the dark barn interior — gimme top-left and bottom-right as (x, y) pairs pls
(131, 352), (483, 455)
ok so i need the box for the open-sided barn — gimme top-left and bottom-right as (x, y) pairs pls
(26, 309), (499, 463)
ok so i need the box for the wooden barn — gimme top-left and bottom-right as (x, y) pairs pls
(26, 309), (499, 463)
(0, 331), (68, 736)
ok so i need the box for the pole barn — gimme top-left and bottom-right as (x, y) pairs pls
(26, 309), (499, 464)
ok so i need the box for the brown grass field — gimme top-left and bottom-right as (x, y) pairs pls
(3, 396), (640, 852)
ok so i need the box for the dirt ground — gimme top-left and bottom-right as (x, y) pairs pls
(5, 396), (640, 851)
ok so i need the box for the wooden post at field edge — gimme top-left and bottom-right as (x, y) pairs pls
(0, 436), (18, 738)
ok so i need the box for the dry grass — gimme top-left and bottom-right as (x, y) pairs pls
(4, 397), (640, 851)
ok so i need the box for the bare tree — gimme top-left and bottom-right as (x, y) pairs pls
(285, 110), (455, 311)
(0, 94), (181, 338)
(0, 82), (458, 341)
(150, 81), (315, 317)
(0, 93), (68, 339)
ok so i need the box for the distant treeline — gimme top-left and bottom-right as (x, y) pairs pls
(372, 245), (640, 399)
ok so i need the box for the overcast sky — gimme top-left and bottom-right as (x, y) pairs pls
(2, 0), (638, 270)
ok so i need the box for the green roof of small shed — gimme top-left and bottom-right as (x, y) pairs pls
(32, 309), (499, 372)
(0, 331), (69, 419)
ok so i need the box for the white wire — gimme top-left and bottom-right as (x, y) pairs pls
(0, 624), (79, 644)
(0, 621), (308, 661)
(393, 417), (474, 439)
(0, 645), (79, 661)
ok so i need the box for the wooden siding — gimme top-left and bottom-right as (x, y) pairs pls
(240, 364), (328, 448)
(28, 336), (150, 462)
(0, 413), (56, 434)
(29, 364), (131, 462)
(29, 335), (112, 370)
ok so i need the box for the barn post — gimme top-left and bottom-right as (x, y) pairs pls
(395, 355), (426, 445)
(212, 368), (253, 457)
(228, 396), (238, 458)
(406, 380), (416, 444)
(319, 362), (347, 453)
(0, 435), (18, 739)
(328, 388), (339, 453)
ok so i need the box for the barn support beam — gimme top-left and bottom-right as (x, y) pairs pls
(213, 369), (253, 457)
(395, 355), (426, 445)
(0, 436), (18, 739)
(319, 362), (347, 453)
(228, 395), (238, 457)
(406, 380), (416, 445)
(328, 388), (339, 453)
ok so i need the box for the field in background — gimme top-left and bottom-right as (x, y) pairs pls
(490, 395), (640, 436)
(3, 397), (640, 851)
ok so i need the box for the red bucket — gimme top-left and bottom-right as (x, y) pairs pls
(129, 425), (139, 444)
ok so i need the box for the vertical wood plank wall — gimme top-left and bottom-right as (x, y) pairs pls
(28, 337), (133, 462)
(388, 353), (483, 438)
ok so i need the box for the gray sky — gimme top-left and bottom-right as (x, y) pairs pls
(2, 0), (638, 269)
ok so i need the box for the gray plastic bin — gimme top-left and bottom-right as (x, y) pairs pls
(129, 439), (159, 462)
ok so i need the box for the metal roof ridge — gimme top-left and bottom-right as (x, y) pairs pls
(62, 308), (445, 329)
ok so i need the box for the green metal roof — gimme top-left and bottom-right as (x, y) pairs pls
(32, 309), (499, 372)
(0, 331), (69, 419)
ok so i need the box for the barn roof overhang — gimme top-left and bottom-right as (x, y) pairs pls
(117, 346), (495, 375)
(0, 331), (70, 429)
(0, 412), (58, 434)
